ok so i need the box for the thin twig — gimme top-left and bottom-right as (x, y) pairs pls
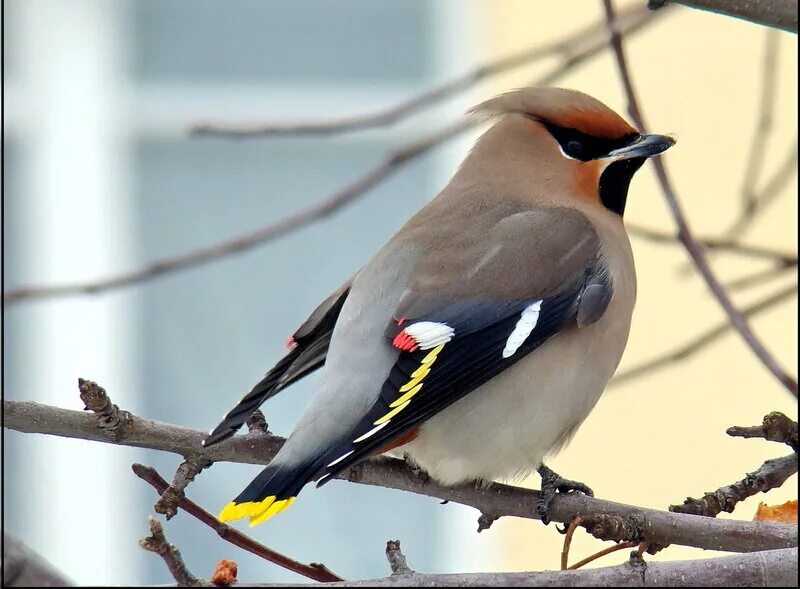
(2, 7), (665, 307)
(78, 377), (132, 439)
(132, 463), (344, 583)
(670, 453), (798, 517)
(728, 141), (800, 236)
(724, 261), (796, 292)
(154, 455), (213, 520)
(191, 4), (656, 138)
(245, 409), (270, 434)
(611, 282), (796, 386)
(385, 541), (413, 576)
(5, 398), (797, 553)
(139, 516), (208, 587)
(603, 0), (798, 397)
(567, 541), (637, 570)
(627, 223), (797, 265)
(561, 517), (583, 570)
(727, 411), (799, 450)
(739, 31), (780, 218)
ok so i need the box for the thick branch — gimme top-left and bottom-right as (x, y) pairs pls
(603, 0), (798, 397)
(4, 399), (797, 553)
(3, 533), (72, 587)
(2, 7), (663, 307)
(649, 0), (798, 32)
(179, 548), (800, 587)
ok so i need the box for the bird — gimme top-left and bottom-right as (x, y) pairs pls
(202, 87), (675, 527)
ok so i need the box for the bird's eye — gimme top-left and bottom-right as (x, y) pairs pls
(565, 140), (584, 158)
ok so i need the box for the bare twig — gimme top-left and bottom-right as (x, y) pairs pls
(561, 517), (583, 570)
(154, 455), (213, 520)
(385, 541), (413, 576)
(611, 282), (796, 386)
(5, 399), (797, 553)
(727, 411), (799, 450)
(245, 409), (270, 434)
(739, 31), (780, 222)
(627, 223), (797, 265)
(728, 141), (800, 236)
(3, 532), (72, 587)
(567, 542), (637, 570)
(648, 0), (798, 32)
(725, 261), (796, 292)
(139, 517), (208, 587)
(191, 5), (657, 138)
(669, 453), (798, 517)
(603, 0), (798, 397)
(132, 464), (344, 583)
(2, 7), (664, 307)
(78, 377), (132, 439)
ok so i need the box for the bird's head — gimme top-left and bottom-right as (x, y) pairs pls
(468, 87), (675, 216)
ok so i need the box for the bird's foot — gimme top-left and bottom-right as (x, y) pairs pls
(536, 464), (594, 525)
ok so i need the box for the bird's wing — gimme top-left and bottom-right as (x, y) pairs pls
(314, 207), (613, 484)
(203, 277), (353, 447)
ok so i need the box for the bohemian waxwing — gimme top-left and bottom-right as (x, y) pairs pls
(203, 87), (675, 526)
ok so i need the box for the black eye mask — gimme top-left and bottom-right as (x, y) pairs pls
(544, 123), (638, 161)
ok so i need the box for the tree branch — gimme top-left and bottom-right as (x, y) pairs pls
(611, 282), (796, 386)
(649, 0), (798, 32)
(727, 411), (799, 450)
(139, 517), (208, 587)
(627, 224), (797, 265)
(669, 453), (798, 517)
(159, 548), (800, 587)
(603, 0), (798, 397)
(1, 6), (664, 307)
(190, 4), (658, 138)
(4, 398), (797, 553)
(132, 464), (343, 583)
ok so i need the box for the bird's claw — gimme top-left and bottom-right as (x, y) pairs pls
(536, 464), (594, 525)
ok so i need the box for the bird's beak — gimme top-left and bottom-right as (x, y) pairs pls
(605, 134), (676, 160)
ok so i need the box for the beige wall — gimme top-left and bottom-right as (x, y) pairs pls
(469, 0), (797, 571)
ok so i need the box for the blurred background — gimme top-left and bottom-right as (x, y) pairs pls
(2, 0), (797, 585)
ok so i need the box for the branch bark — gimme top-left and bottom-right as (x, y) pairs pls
(4, 399), (797, 553)
(649, 0), (798, 32)
(170, 548), (799, 587)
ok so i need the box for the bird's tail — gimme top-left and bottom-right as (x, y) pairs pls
(218, 458), (322, 527)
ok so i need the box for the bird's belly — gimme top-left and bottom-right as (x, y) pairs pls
(391, 308), (631, 486)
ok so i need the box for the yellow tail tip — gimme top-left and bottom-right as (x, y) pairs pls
(217, 495), (297, 526)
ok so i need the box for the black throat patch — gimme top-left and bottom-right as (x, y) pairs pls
(598, 157), (646, 216)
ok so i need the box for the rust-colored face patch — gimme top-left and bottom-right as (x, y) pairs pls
(572, 159), (606, 205)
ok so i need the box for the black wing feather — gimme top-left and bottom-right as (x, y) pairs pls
(316, 289), (582, 485)
(203, 282), (350, 447)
